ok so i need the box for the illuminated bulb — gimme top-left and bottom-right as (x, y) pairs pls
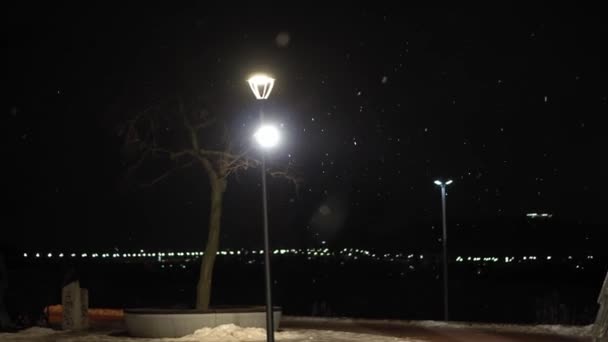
(254, 125), (280, 148)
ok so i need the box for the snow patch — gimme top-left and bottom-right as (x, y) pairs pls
(178, 324), (303, 341)
(0, 327), (61, 341)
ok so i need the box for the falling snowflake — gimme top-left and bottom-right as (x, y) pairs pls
(275, 31), (290, 47)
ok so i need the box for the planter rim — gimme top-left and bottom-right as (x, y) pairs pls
(124, 306), (282, 315)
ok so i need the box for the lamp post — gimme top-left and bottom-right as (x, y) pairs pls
(434, 179), (453, 321)
(248, 73), (277, 342)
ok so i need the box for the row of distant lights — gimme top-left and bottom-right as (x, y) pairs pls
(21, 248), (385, 259)
(22, 250), (595, 263)
(455, 255), (595, 263)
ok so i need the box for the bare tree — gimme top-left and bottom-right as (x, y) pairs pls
(120, 96), (298, 310)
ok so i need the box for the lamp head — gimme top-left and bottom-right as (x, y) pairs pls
(247, 73), (275, 100)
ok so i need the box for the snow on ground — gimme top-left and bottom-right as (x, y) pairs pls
(284, 316), (593, 337)
(412, 320), (593, 337)
(0, 324), (423, 342)
(0, 326), (61, 339)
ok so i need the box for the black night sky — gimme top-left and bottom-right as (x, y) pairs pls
(5, 4), (608, 255)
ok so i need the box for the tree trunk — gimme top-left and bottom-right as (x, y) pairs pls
(195, 177), (226, 310)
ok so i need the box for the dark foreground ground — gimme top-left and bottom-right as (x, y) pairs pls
(281, 317), (592, 342)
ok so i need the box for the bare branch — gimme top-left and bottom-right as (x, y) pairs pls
(149, 147), (195, 161)
(193, 119), (216, 132)
(125, 149), (151, 180)
(121, 97), (300, 195)
(269, 169), (302, 195)
(141, 161), (195, 187)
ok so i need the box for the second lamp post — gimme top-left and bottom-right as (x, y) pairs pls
(434, 179), (453, 321)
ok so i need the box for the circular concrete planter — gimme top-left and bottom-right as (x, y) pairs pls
(124, 306), (282, 338)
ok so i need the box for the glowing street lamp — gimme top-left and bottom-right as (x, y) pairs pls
(248, 72), (277, 342)
(434, 179), (453, 321)
(254, 125), (280, 149)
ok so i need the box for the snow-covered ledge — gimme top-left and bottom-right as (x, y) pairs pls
(124, 307), (282, 338)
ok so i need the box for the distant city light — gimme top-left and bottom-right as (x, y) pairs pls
(526, 212), (552, 218)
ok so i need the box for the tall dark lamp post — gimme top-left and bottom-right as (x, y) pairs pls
(248, 74), (279, 342)
(434, 179), (453, 321)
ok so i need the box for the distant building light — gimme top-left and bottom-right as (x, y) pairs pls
(527, 212), (552, 219)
